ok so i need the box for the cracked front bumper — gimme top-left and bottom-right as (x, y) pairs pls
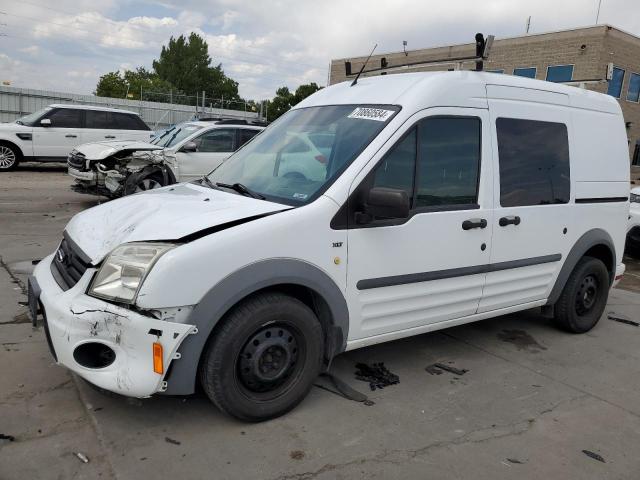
(32, 254), (196, 397)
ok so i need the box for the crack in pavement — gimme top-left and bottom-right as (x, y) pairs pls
(270, 395), (586, 480)
(0, 255), (27, 296)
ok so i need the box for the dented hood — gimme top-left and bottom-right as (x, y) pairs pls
(74, 140), (163, 161)
(65, 183), (291, 263)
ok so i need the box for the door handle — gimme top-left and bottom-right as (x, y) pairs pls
(65, 134), (77, 138)
(499, 215), (521, 227)
(462, 218), (487, 230)
(104, 135), (116, 139)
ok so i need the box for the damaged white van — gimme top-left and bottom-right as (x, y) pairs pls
(30, 71), (630, 421)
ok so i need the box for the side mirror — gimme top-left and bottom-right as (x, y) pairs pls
(40, 118), (51, 127)
(357, 187), (410, 224)
(180, 141), (198, 152)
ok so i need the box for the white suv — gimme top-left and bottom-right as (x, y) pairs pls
(68, 120), (264, 197)
(0, 104), (151, 170)
(30, 72), (630, 421)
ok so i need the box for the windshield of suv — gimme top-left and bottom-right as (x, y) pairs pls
(206, 105), (399, 205)
(151, 123), (202, 148)
(15, 107), (52, 126)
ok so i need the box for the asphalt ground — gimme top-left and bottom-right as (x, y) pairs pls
(2, 163), (640, 479)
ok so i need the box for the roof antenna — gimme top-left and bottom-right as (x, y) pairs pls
(351, 44), (377, 87)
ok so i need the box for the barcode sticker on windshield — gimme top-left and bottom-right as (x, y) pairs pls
(348, 107), (395, 122)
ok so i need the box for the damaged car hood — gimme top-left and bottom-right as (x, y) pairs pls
(74, 140), (163, 161)
(65, 183), (291, 263)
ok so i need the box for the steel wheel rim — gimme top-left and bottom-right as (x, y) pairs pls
(575, 274), (599, 315)
(0, 146), (16, 169)
(134, 178), (161, 192)
(237, 324), (302, 395)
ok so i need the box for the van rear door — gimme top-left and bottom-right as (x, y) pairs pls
(480, 86), (573, 312)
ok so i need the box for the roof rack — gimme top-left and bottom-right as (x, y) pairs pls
(345, 33), (494, 78)
(195, 117), (269, 127)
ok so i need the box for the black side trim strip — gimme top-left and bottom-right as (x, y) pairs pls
(575, 197), (628, 204)
(356, 254), (562, 290)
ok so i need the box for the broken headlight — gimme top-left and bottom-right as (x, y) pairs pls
(631, 192), (640, 204)
(88, 243), (174, 304)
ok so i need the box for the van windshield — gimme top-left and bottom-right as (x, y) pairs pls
(206, 105), (399, 205)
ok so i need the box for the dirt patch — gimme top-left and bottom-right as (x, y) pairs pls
(497, 329), (547, 352)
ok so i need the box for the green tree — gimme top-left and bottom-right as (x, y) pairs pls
(94, 72), (127, 98)
(264, 83), (322, 121)
(95, 68), (173, 101)
(152, 32), (240, 104)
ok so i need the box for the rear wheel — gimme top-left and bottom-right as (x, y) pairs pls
(554, 256), (610, 333)
(0, 143), (20, 171)
(199, 292), (324, 422)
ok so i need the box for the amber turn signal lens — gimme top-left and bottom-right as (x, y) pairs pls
(153, 342), (163, 374)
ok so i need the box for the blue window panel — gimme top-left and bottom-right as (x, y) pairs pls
(546, 65), (574, 82)
(607, 67), (625, 98)
(514, 67), (537, 78)
(626, 73), (640, 102)
(486, 69), (504, 74)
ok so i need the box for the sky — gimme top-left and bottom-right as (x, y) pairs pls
(0, 0), (639, 101)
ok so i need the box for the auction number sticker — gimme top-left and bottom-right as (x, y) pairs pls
(347, 107), (395, 122)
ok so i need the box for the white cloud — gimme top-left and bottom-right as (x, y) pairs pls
(19, 46), (40, 56)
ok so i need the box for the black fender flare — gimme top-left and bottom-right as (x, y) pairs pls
(162, 259), (349, 395)
(546, 228), (616, 306)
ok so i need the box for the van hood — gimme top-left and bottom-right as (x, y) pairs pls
(74, 140), (163, 161)
(65, 182), (291, 263)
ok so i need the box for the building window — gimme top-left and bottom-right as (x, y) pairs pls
(513, 67), (537, 78)
(546, 65), (574, 83)
(607, 66), (625, 98)
(627, 73), (640, 103)
(496, 118), (570, 207)
(486, 69), (504, 74)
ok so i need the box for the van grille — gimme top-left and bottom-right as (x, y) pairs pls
(67, 151), (87, 171)
(50, 237), (90, 291)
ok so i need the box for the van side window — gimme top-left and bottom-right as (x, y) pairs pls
(371, 127), (416, 202)
(496, 118), (570, 207)
(416, 117), (480, 207)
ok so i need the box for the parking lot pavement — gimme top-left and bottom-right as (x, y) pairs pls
(2, 165), (640, 479)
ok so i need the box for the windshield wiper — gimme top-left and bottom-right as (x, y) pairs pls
(216, 182), (265, 200)
(200, 176), (217, 189)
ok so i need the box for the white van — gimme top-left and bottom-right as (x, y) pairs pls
(29, 72), (630, 421)
(0, 104), (151, 170)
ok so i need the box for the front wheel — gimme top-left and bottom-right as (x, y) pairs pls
(554, 256), (610, 333)
(199, 292), (324, 422)
(0, 143), (20, 171)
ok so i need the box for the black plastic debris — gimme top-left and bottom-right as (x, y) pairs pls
(506, 458), (524, 464)
(314, 372), (375, 405)
(607, 314), (640, 327)
(355, 362), (399, 391)
(0, 434), (15, 442)
(582, 450), (605, 463)
(165, 437), (181, 446)
(425, 363), (469, 376)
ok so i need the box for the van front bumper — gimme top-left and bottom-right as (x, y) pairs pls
(31, 254), (196, 397)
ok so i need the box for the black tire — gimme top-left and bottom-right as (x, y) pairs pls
(199, 292), (324, 422)
(554, 256), (610, 333)
(0, 142), (21, 171)
(124, 170), (167, 196)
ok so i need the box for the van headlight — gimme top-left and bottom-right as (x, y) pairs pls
(88, 243), (174, 304)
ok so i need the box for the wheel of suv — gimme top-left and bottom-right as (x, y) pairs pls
(554, 256), (610, 333)
(0, 143), (20, 171)
(133, 172), (164, 193)
(199, 292), (324, 422)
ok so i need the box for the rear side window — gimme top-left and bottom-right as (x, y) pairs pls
(86, 111), (115, 129)
(238, 129), (260, 148)
(496, 118), (570, 207)
(86, 111), (149, 130)
(45, 109), (82, 128)
(416, 117), (480, 207)
(112, 113), (150, 130)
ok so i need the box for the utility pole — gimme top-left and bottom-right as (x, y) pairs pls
(525, 16), (531, 34)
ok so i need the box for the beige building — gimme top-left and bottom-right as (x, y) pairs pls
(329, 25), (640, 179)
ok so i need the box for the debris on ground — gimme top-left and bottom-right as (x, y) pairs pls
(290, 450), (305, 460)
(74, 452), (90, 463)
(506, 458), (524, 464)
(165, 436), (181, 446)
(314, 372), (375, 405)
(0, 433), (16, 442)
(607, 314), (640, 327)
(425, 363), (469, 376)
(355, 362), (399, 391)
(582, 450), (606, 463)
